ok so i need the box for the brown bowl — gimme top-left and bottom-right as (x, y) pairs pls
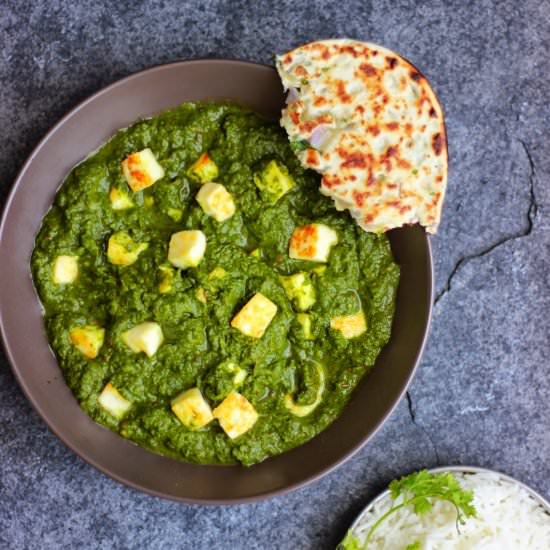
(0, 60), (433, 503)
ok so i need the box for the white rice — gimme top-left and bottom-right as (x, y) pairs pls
(351, 472), (550, 549)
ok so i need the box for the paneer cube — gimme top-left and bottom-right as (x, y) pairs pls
(53, 255), (78, 284)
(69, 325), (105, 359)
(121, 322), (164, 357)
(230, 293), (277, 338)
(330, 310), (367, 339)
(289, 223), (338, 263)
(196, 182), (235, 222)
(279, 272), (316, 311)
(109, 187), (134, 210)
(171, 387), (214, 430)
(168, 230), (206, 269)
(254, 160), (295, 203)
(107, 231), (148, 266)
(187, 152), (219, 183)
(121, 148), (165, 192)
(98, 383), (131, 419)
(213, 391), (258, 439)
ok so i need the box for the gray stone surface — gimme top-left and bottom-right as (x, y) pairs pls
(1, 0), (549, 548)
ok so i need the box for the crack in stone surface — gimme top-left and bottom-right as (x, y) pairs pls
(435, 139), (538, 306)
(406, 391), (441, 465)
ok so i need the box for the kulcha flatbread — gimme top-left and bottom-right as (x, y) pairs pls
(276, 39), (448, 234)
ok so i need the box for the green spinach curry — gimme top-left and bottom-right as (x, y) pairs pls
(31, 102), (400, 466)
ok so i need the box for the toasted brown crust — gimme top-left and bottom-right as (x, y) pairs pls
(276, 40), (448, 234)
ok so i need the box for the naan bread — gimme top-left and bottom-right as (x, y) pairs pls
(276, 39), (448, 234)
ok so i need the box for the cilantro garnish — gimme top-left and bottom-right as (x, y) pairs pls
(338, 470), (477, 550)
(339, 531), (362, 550)
(290, 139), (311, 152)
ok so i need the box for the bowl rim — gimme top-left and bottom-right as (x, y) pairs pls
(348, 464), (550, 534)
(0, 58), (434, 504)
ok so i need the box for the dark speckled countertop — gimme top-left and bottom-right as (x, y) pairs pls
(1, 1), (549, 548)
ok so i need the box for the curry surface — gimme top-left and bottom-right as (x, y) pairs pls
(31, 102), (399, 465)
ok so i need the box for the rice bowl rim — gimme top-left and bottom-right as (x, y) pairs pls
(349, 465), (550, 535)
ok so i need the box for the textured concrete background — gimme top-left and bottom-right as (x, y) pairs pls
(1, 1), (549, 548)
